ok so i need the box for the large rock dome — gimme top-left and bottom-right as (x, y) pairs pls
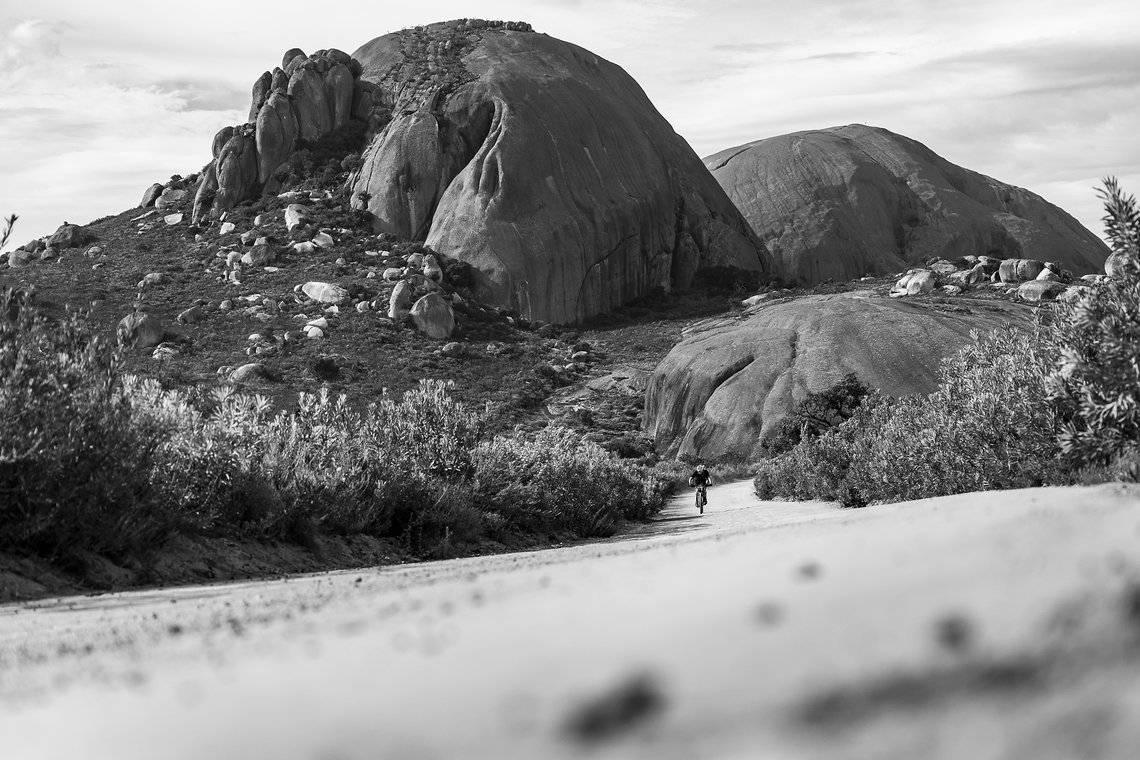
(704, 125), (1109, 285)
(350, 20), (770, 323)
(644, 292), (1031, 460)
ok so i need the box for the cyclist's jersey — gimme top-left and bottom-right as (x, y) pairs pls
(689, 470), (711, 487)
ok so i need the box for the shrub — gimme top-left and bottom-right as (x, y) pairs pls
(0, 293), (177, 558)
(760, 372), (873, 457)
(1045, 177), (1140, 472)
(475, 426), (666, 537)
(754, 327), (1061, 505)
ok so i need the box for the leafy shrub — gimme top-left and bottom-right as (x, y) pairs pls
(754, 328), (1061, 505)
(0, 293), (177, 557)
(1045, 177), (1140, 472)
(475, 426), (666, 537)
(760, 372), (873, 457)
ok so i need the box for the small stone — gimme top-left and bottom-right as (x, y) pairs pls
(138, 272), (166, 289)
(300, 282), (349, 304)
(423, 253), (443, 283)
(305, 325), (325, 339)
(410, 293), (455, 339)
(177, 306), (206, 325)
(152, 343), (180, 361)
(355, 301), (371, 312)
(164, 213), (183, 225)
(219, 300), (233, 311)
(441, 341), (464, 357)
(230, 363), (273, 384)
(219, 222), (236, 235)
(117, 312), (164, 349)
(293, 241), (316, 254)
(285, 204), (309, 231)
(312, 232), (334, 249)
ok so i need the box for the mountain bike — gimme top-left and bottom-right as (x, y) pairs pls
(695, 484), (707, 514)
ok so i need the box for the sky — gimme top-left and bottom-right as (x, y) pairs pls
(2, 0), (1138, 248)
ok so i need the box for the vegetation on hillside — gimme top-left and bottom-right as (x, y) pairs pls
(0, 285), (668, 565)
(755, 178), (1140, 505)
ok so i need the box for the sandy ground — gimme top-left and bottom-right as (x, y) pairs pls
(2, 480), (1140, 759)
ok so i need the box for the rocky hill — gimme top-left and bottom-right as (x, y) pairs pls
(348, 21), (770, 323)
(705, 125), (1109, 285)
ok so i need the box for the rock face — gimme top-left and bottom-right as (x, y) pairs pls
(644, 292), (1030, 460)
(705, 125), (1109, 285)
(350, 21), (768, 323)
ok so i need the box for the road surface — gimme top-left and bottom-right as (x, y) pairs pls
(2, 480), (1140, 759)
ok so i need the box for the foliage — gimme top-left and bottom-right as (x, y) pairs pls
(1045, 177), (1140, 470)
(754, 328), (1061, 506)
(0, 290), (177, 558)
(760, 372), (873, 457)
(1, 214), (16, 252)
(474, 426), (667, 537)
(0, 298), (662, 563)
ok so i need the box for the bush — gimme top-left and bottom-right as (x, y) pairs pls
(475, 426), (666, 537)
(0, 292), (177, 558)
(760, 372), (873, 457)
(1045, 177), (1140, 472)
(754, 327), (1061, 505)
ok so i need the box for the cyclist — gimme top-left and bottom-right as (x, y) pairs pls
(688, 464), (712, 513)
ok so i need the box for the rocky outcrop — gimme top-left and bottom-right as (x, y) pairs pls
(644, 292), (1031, 460)
(350, 21), (769, 324)
(48, 223), (92, 249)
(192, 48), (382, 224)
(705, 125), (1109, 285)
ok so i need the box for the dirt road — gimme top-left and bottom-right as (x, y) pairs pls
(2, 480), (1140, 759)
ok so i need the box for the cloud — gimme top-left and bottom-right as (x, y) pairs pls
(148, 78), (249, 112)
(795, 50), (890, 62)
(0, 17), (242, 242)
(0, 19), (68, 81)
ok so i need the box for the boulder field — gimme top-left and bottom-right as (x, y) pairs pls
(704, 125), (1109, 285)
(644, 292), (1031, 460)
(349, 20), (769, 323)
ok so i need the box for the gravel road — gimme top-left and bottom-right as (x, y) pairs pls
(2, 480), (1140, 759)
